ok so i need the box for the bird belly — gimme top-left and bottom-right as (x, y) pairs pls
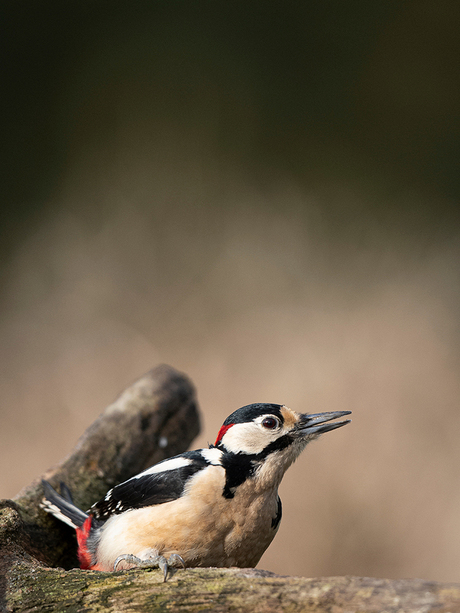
(94, 466), (280, 570)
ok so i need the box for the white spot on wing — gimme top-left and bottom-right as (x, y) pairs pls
(158, 436), (168, 448)
(201, 447), (223, 465)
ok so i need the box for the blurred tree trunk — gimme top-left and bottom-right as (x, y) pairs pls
(0, 364), (200, 607)
(1, 364), (459, 612)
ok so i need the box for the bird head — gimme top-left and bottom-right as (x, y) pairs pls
(213, 403), (351, 485)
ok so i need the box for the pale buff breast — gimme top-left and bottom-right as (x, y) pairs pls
(95, 464), (281, 570)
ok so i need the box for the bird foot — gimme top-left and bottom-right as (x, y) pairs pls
(113, 553), (186, 581)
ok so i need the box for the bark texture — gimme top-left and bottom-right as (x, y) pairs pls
(0, 364), (200, 607)
(1, 364), (460, 612)
(4, 564), (460, 613)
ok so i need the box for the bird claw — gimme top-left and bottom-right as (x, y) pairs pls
(168, 553), (186, 568)
(113, 553), (186, 581)
(113, 554), (143, 571)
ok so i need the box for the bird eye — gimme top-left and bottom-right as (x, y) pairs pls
(262, 417), (279, 429)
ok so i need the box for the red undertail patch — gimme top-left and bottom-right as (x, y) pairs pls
(76, 516), (93, 569)
(214, 423), (234, 446)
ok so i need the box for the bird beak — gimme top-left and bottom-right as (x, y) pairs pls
(295, 411), (352, 436)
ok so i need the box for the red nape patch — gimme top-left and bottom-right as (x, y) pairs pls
(76, 516), (93, 569)
(214, 423), (234, 446)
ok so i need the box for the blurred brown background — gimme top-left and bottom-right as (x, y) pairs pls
(1, 0), (460, 582)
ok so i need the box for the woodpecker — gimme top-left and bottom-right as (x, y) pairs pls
(41, 403), (351, 579)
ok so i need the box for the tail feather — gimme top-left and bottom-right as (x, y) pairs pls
(59, 481), (75, 504)
(41, 480), (88, 529)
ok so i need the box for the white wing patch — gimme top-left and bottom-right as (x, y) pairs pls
(93, 455), (197, 516)
(132, 456), (193, 479)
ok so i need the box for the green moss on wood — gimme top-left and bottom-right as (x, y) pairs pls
(5, 565), (460, 613)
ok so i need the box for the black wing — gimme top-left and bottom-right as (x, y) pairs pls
(90, 451), (209, 520)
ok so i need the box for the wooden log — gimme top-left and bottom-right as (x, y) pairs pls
(0, 364), (200, 572)
(1, 365), (459, 613)
(4, 564), (460, 613)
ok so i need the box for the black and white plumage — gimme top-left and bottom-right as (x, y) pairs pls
(92, 451), (214, 519)
(41, 403), (351, 577)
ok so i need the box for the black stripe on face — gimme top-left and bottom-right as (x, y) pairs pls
(254, 433), (294, 459)
(221, 434), (294, 498)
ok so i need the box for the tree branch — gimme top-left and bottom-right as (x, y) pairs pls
(0, 365), (200, 578)
(4, 564), (460, 613)
(1, 365), (459, 613)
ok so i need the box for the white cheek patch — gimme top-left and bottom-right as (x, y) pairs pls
(132, 456), (192, 479)
(221, 422), (279, 455)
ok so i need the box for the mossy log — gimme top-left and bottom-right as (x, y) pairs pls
(0, 364), (200, 608)
(1, 364), (460, 613)
(4, 564), (460, 612)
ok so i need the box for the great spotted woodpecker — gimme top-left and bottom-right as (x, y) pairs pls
(41, 403), (351, 579)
